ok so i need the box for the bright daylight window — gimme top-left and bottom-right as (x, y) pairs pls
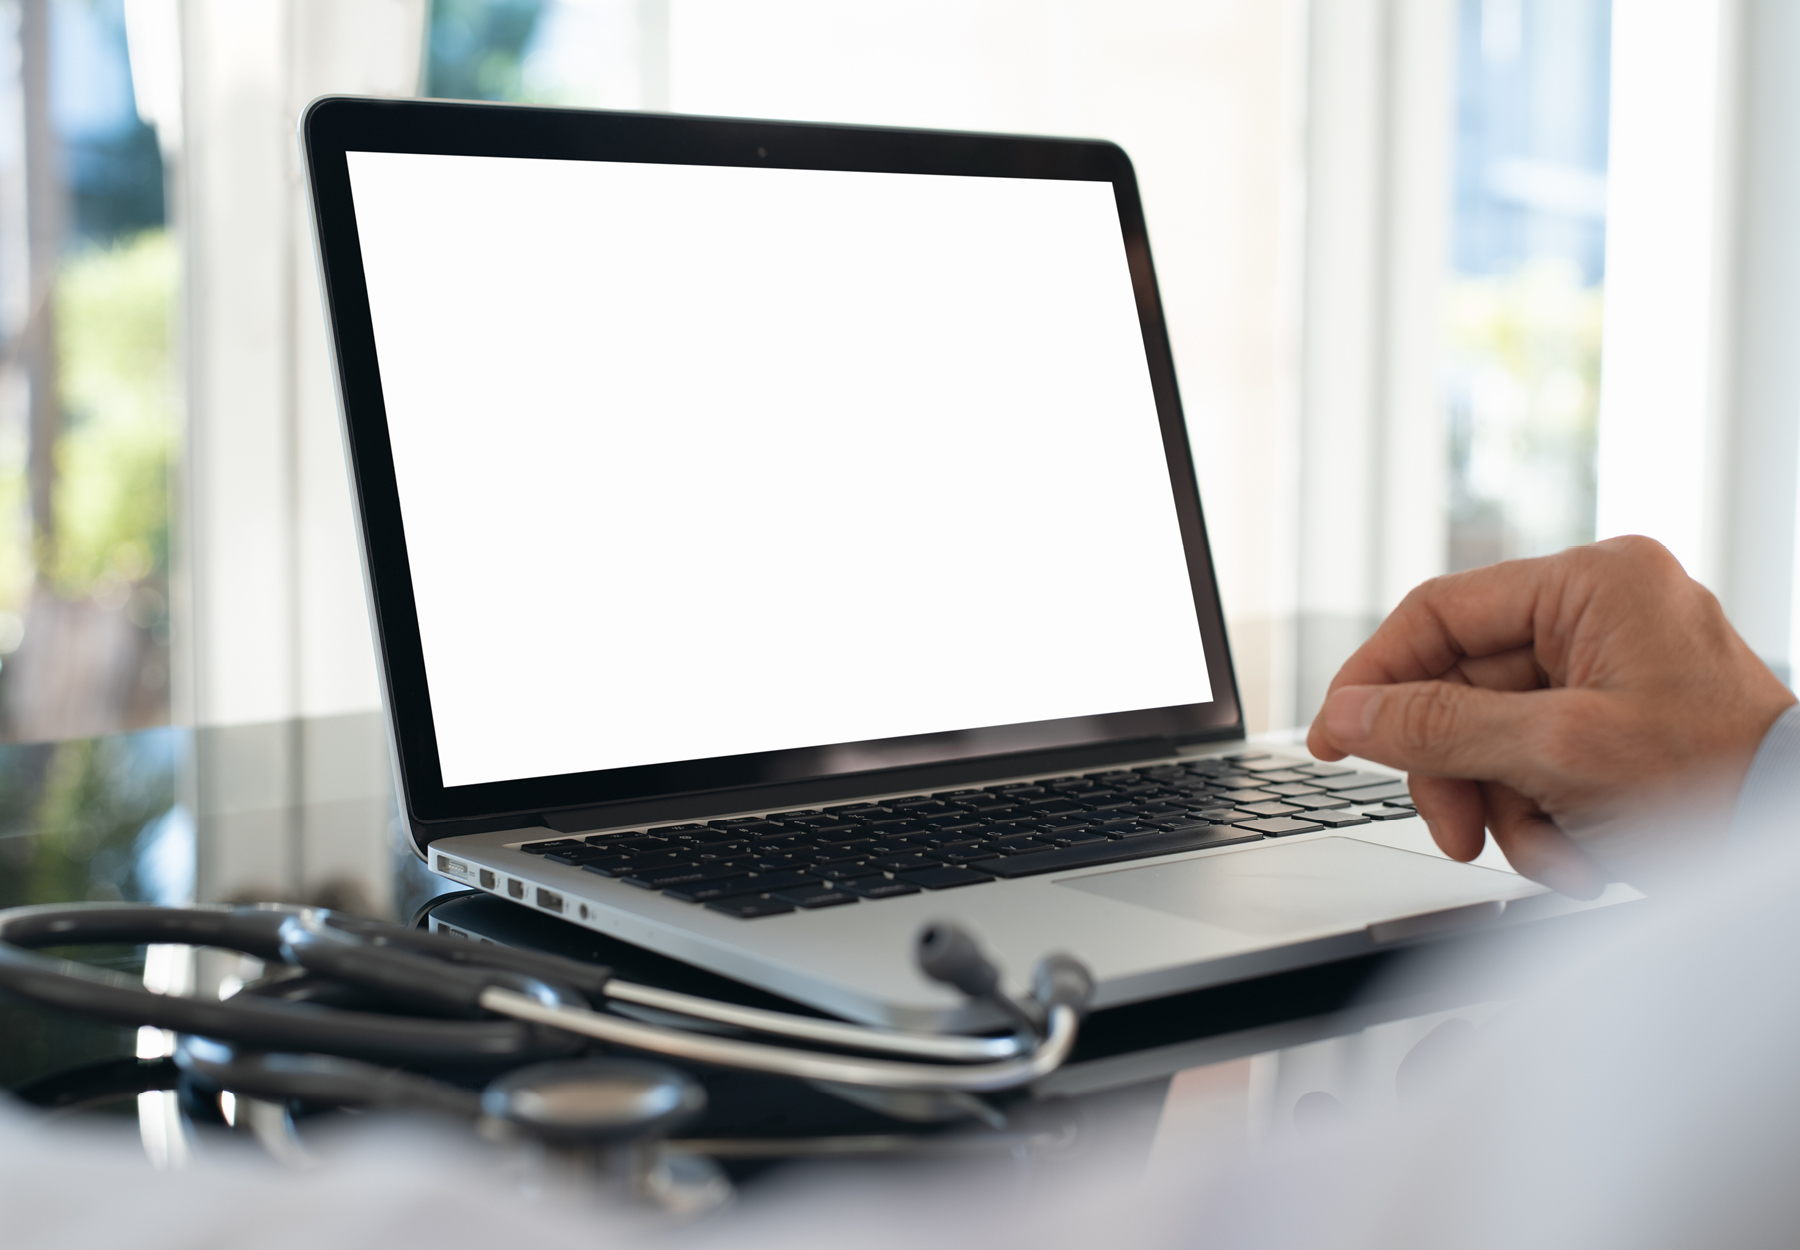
(1446, 0), (1611, 571)
(0, 0), (173, 744)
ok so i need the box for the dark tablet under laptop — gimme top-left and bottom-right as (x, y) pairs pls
(303, 96), (1540, 1030)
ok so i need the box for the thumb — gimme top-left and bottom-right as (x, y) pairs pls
(1316, 680), (1575, 788)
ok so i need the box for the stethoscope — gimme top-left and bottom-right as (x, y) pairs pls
(0, 902), (1093, 1150)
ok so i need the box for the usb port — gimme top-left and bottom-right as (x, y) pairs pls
(507, 878), (525, 899)
(478, 869), (495, 889)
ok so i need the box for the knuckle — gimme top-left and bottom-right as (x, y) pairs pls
(1528, 699), (1607, 775)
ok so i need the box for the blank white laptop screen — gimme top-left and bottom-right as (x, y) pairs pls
(346, 151), (1212, 788)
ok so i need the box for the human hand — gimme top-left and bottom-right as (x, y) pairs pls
(1305, 536), (1796, 896)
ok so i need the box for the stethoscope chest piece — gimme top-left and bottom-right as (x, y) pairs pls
(481, 1058), (706, 1143)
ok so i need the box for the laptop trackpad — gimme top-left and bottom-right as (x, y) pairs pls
(1057, 836), (1522, 937)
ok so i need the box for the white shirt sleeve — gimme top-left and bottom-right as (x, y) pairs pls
(1730, 702), (1800, 842)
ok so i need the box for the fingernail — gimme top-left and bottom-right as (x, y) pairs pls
(1325, 686), (1382, 744)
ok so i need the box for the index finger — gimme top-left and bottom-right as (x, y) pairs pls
(1327, 555), (1567, 694)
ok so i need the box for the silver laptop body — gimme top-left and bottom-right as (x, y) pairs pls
(303, 96), (1546, 1032)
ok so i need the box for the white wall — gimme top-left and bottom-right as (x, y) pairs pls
(178, 0), (420, 731)
(1594, 0), (1739, 588)
(1291, 0), (1453, 723)
(171, 0), (424, 904)
(1595, 0), (1800, 682)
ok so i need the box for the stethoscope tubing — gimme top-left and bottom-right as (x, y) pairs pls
(482, 987), (1079, 1092)
(0, 903), (1071, 1092)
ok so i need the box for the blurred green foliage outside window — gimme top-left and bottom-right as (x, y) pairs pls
(0, 0), (173, 742)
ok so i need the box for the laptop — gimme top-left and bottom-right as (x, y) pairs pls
(302, 96), (1545, 1032)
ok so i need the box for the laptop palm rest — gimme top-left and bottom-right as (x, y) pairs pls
(1057, 836), (1526, 938)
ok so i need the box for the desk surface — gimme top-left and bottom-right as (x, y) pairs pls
(0, 719), (1625, 1167)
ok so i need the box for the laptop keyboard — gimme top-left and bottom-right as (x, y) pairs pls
(515, 752), (1416, 919)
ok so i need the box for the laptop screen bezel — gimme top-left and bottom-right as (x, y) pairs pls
(302, 96), (1243, 839)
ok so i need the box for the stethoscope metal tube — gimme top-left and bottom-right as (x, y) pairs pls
(599, 981), (1027, 1061)
(479, 988), (1081, 1093)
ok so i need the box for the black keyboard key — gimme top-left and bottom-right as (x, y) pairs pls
(1334, 781), (1411, 804)
(890, 800), (951, 817)
(751, 834), (809, 850)
(866, 818), (924, 833)
(540, 847), (614, 865)
(933, 789), (985, 800)
(1023, 797), (1084, 814)
(923, 818), (988, 836)
(812, 832), (875, 849)
(583, 853), (680, 871)
(1261, 782), (1323, 797)
(1095, 818), (1150, 835)
(943, 845), (1003, 863)
(578, 859), (636, 878)
(709, 817), (770, 829)
(665, 870), (817, 902)
(583, 833), (666, 848)
(986, 817), (1042, 833)
(1234, 816), (1323, 836)
(1316, 772), (1398, 793)
(767, 809), (822, 820)
(746, 853), (807, 871)
(990, 834), (1050, 852)
(652, 823), (709, 835)
(1051, 830), (1108, 846)
(986, 825), (1260, 878)
(1354, 804), (1414, 820)
(1296, 763), (1352, 777)
(1218, 787), (1277, 803)
(771, 884), (858, 908)
(1239, 801), (1301, 817)
(706, 896), (795, 919)
(624, 862), (745, 889)
(770, 882), (860, 911)
(824, 803), (886, 816)
(521, 839), (586, 854)
(815, 860), (878, 881)
(841, 877), (922, 899)
(1287, 793), (1350, 810)
(897, 866), (995, 890)
(872, 853), (939, 872)
(918, 828), (981, 846)
(988, 782), (1038, 794)
(1249, 770), (1315, 784)
(1236, 756), (1296, 772)
(1308, 809), (1372, 827)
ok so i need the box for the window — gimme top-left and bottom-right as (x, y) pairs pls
(1446, 0), (1611, 570)
(0, 0), (174, 743)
